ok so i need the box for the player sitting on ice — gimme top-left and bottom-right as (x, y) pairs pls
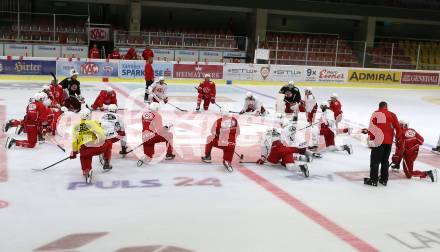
(91, 87), (118, 111)
(196, 74), (216, 112)
(390, 120), (436, 182)
(432, 136), (440, 153)
(137, 102), (175, 166)
(281, 118), (321, 162)
(148, 76), (168, 104)
(298, 87), (317, 124)
(239, 92), (266, 116)
(279, 81), (301, 117)
(61, 69), (83, 112)
(99, 104), (128, 156)
(328, 93), (351, 134)
(201, 108), (240, 172)
(69, 108), (113, 183)
(256, 128), (309, 177)
(5, 93), (49, 149)
(309, 102), (352, 154)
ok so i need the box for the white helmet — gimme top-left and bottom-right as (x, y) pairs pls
(246, 92), (253, 98)
(79, 108), (91, 120)
(34, 93), (43, 101)
(399, 120), (409, 128)
(331, 93), (338, 98)
(70, 68), (79, 77)
(42, 85), (50, 91)
(158, 76), (165, 82)
(40, 92), (48, 101)
(106, 86), (113, 92)
(320, 101), (329, 107)
(204, 74), (211, 79)
(305, 87), (313, 92)
(288, 81), (294, 86)
(108, 104), (118, 113)
(60, 106), (68, 113)
(149, 102), (160, 111)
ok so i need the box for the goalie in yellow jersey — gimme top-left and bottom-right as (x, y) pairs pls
(69, 108), (112, 184)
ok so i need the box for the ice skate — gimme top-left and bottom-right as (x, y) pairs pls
(85, 169), (93, 184)
(5, 137), (16, 149)
(201, 155), (212, 163)
(343, 144), (353, 155)
(427, 170), (436, 182)
(165, 153), (176, 160)
(364, 178), (378, 187)
(119, 146), (128, 156)
(223, 160), (234, 173)
(102, 160), (112, 172)
(299, 164), (309, 177)
(3, 120), (12, 132)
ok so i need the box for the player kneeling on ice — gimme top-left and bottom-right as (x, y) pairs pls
(257, 128), (309, 177)
(5, 93), (49, 149)
(309, 102), (352, 154)
(61, 69), (83, 112)
(202, 108), (240, 172)
(91, 86), (117, 111)
(390, 120), (436, 182)
(279, 81), (301, 117)
(138, 102), (175, 166)
(196, 74), (216, 112)
(239, 92), (266, 116)
(69, 108), (113, 184)
(298, 87), (317, 124)
(100, 104), (128, 157)
(328, 93), (351, 134)
(148, 76), (169, 104)
(281, 118), (321, 162)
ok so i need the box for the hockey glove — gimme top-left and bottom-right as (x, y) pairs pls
(256, 156), (266, 165)
(69, 151), (78, 159)
(164, 97), (168, 104)
(210, 97), (215, 104)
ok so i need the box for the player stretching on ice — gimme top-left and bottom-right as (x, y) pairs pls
(49, 76), (65, 108)
(196, 74), (216, 112)
(328, 93), (351, 134)
(239, 92), (266, 116)
(100, 104), (127, 156)
(5, 93), (48, 149)
(309, 102), (352, 154)
(148, 76), (168, 104)
(391, 120), (436, 182)
(137, 102), (175, 166)
(202, 108), (239, 172)
(299, 87), (317, 124)
(279, 81), (301, 117)
(91, 87), (118, 111)
(61, 69), (83, 112)
(281, 118), (321, 162)
(256, 128), (309, 177)
(69, 108), (113, 184)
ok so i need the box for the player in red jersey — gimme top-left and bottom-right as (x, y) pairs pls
(196, 74), (216, 111)
(91, 87), (118, 111)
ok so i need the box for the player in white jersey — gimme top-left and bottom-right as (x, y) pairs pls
(100, 104), (127, 156)
(299, 87), (318, 124)
(148, 76), (168, 104)
(240, 92), (266, 116)
(309, 102), (352, 154)
(257, 128), (309, 177)
(281, 118), (321, 162)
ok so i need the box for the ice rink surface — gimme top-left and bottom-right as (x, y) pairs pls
(1, 80), (440, 252)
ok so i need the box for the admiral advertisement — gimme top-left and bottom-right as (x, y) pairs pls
(4, 43), (33, 57)
(61, 45), (88, 58)
(401, 72), (439, 85)
(348, 70), (401, 84)
(173, 64), (223, 79)
(33, 44), (61, 57)
(118, 61), (173, 79)
(223, 64), (303, 81)
(0, 59), (56, 75)
(304, 67), (346, 82)
(57, 61), (118, 77)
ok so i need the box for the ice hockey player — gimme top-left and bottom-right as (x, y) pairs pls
(49, 76), (65, 108)
(279, 81), (301, 115)
(256, 128), (309, 177)
(100, 104), (127, 156)
(61, 69), (83, 112)
(137, 102), (175, 166)
(3, 96), (36, 134)
(328, 93), (351, 134)
(196, 74), (216, 112)
(91, 86), (118, 111)
(148, 76), (168, 104)
(239, 92), (266, 116)
(432, 136), (440, 153)
(299, 87), (317, 124)
(46, 106), (68, 136)
(391, 120), (435, 182)
(144, 58), (154, 103)
(5, 93), (48, 149)
(281, 118), (321, 162)
(69, 108), (113, 184)
(309, 102), (352, 154)
(201, 108), (239, 172)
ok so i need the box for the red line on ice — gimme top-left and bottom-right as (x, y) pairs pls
(238, 166), (379, 252)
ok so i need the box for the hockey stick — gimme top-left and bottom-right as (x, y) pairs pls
(125, 142), (144, 155)
(234, 151), (244, 161)
(295, 121), (321, 132)
(214, 102), (222, 109)
(33, 157), (70, 171)
(229, 111), (241, 114)
(167, 102), (188, 112)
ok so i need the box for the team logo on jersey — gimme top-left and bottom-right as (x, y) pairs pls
(221, 119), (236, 128)
(285, 91), (293, 97)
(142, 112), (154, 120)
(28, 103), (37, 110)
(70, 84), (78, 91)
(103, 114), (117, 120)
(405, 129), (416, 138)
